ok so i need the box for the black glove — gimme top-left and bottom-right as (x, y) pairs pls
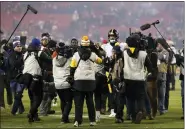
(66, 76), (74, 85)
(118, 81), (125, 93)
(70, 87), (76, 92)
(120, 70), (124, 82)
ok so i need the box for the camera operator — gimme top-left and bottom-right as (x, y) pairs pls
(53, 42), (73, 123)
(124, 33), (153, 124)
(23, 38), (52, 122)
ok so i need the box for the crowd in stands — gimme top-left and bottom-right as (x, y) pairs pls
(1, 2), (184, 48)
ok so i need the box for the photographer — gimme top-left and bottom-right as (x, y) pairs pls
(124, 33), (153, 124)
(68, 36), (102, 127)
(40, 33), (56, 116)
(23, 38), (52, 122)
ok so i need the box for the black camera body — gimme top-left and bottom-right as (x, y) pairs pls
(57, 45), (73, 59)
(126, 31), (156, 52)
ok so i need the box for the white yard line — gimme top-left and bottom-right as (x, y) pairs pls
(49, 114), (112, 119)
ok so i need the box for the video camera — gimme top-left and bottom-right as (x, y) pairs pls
(126, 31), (156, 52)
(56, 42), (73, 59)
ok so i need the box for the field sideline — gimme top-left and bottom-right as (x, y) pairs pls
(0, 79), (184, 129)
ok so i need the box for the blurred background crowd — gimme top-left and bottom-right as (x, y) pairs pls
(1, 2), (184, 48)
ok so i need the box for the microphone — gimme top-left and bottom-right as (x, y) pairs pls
(151, 20), (160, 25)
(27, 5), (38, 14)
(140, 24), (151, 31)
(140, 20), (160, 31)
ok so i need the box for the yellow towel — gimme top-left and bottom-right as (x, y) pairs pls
(106, 72), (112, 93)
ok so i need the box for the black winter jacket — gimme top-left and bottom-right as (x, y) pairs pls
(7, 51), (23, 81)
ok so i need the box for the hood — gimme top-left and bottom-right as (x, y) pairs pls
(78, 47), (91, 61)
(126, 47), (139, 58)
(55, 55), (68, 67)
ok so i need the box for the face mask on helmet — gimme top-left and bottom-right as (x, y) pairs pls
(109, 36), (117, 45)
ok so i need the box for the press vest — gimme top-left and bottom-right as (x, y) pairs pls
(124, 51), (147, 81)
(73, 52), (97, 81)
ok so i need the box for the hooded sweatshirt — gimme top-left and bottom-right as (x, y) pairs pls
(53, 56), (71, 89)
(70, 47), (102, 91)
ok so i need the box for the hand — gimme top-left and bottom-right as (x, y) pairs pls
(66, 76), (74, 85)
(111, 53), (116, 60)
(70, 87), (76, 91)
(95, 43), (100, 49)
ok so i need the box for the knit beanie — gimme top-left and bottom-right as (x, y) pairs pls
(13, 36), (21, 48)
(81, 36), (90, 47)
(31, 38), (41, 48)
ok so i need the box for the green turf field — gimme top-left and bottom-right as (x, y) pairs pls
(0, 80), (184, 128)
